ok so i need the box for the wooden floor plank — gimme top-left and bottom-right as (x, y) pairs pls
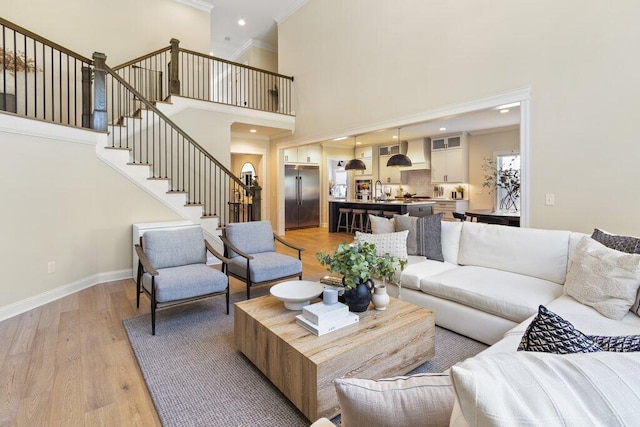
(0, 227), (348, 425)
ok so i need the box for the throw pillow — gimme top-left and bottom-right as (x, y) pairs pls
(591, 228), (640, 317)
(518, 305), (602, 353)
(591, 228), (640, 254)
(588, 335), (640, 352)
(564, 236), (640, 320)
(394, 214), (419, 255)
(369, 214), (395, 234)
(451, 352), (640, 426)
(355, 230), (409, 260)
(416, 213), (444, 262)
(335, 373), (455, 427)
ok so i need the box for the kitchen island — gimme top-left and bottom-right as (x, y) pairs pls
(328, 199), (435, 232)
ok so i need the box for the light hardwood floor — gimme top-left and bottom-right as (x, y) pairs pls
(0, 227), (351, 426)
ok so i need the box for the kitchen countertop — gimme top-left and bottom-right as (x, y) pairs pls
(329, 199), (436, 205)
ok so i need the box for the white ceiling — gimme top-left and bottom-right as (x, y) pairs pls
(206, 0), (308, 59)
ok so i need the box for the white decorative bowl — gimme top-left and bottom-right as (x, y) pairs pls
(270, 280), (325, 310)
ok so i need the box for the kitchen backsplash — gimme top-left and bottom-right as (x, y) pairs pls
(403, 170), (432, 196)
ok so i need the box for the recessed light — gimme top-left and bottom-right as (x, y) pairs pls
(356, 141), (362, 145)
(496, 102), (520, 109)
(392, 135), (398, 139)
(439, 127), (446, 131)
(250, 129), (257, 133)
(500, 109), (509, 114)
(238, 19), (246, 26)
(333, 136), (348, 141)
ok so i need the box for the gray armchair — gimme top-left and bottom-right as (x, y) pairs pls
(221, 221), (304, 299)
(135, 226), (229, 335)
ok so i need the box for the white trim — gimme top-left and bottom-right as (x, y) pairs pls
(275, 0), (311, 24)
(0, 269), (132, 322)
(174, 0), (214, 12)
(232, 38), (277, 61)
(230, 131), (271, 141)
(0, 113), (104, 146)
(519, 99), (531, 228)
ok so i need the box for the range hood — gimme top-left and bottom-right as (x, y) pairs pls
(400, 138), (430, 170)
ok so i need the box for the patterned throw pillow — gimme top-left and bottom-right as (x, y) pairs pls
(591, 228), (640, 254)
(416, 213), (444, 262)
(518, 305), (602, 354)
(354, 231), (409, 260)
(588, 335), (640, 352)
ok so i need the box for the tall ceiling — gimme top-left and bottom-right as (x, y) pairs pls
(205, 0), (308, 59)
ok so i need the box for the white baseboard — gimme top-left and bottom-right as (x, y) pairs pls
(0, 269), (133, 322)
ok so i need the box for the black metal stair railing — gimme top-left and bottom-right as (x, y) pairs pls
(102, 61), (259, 225)
(113, 39), (294, 115)
(0, 17), (93, 127)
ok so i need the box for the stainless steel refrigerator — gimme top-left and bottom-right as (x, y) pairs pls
(285, 164), (320, 229)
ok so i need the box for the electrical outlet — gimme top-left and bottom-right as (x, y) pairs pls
(47, 261), (55, 274)
(545, 193), (555, 206)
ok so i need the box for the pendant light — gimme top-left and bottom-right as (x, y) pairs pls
(387, 128), (412, 167)
(344, 135), (366, 171)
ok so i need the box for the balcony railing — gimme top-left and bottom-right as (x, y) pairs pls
(0, 17), (93, 127)
(114, 39), (294, 115)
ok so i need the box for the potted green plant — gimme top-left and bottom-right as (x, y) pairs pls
(316, 242), (404, 312)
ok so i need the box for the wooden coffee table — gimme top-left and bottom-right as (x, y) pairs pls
(234, 295), (435, 421)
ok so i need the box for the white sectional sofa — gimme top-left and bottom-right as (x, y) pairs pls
(317, 220), (640, 426)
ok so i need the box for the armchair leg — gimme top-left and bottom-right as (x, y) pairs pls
(226, 287), (230, 315)
(151, 279), (157, 335)
(136, 262), (142, 308)
(246, 282), (251, 300)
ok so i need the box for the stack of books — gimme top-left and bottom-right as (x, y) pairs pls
(295, 301), (359, 336)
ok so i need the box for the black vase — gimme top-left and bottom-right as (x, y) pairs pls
(342, 278), (374, 312)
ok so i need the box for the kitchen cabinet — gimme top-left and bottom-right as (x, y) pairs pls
(431, 133), (467, 183)
(354, 146), (373, 176)
(284, 145), (321, 164)
(432, 200), (469, 222)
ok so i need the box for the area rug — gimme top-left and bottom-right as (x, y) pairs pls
(124, 288), (488, 426)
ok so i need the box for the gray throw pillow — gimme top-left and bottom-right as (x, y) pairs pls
(394, 214), (418, 255)
(416, 213), (444, 262)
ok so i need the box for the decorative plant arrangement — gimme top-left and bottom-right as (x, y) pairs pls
(316, 242), (405, 312)
(316, 241), (403, 289)
(482, 156), (520, 211)
(0, 48), (38, 73)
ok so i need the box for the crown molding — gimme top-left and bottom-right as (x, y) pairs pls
(175, 0), (214, 13)
(231, 38), (277, 61)
(275, 0), (310, 24)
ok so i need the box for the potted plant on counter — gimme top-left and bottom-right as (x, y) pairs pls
(316, 242), (404, 312)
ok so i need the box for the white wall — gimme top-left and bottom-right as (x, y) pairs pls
(0, 115), (181, 313)
(0, 0), (210, 65)
(278, 0), (640, 235)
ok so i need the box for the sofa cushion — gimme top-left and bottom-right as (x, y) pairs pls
(517, 305), (602, 353)
(451, 352), (640, 426)
(400, 259), (457, 291)
(564, 236), (640, 320)
(335, 373), (454, 427)
(457, 222), (571, 284)
(142, 264), (227, 303)
(440, 221), (462, 265)
(227, 252), (301, 283)
(224, 221), (275, 257)
(355, 230), (409, 260)
(142, 227), (206, 269)
(419, 266), (563, 323)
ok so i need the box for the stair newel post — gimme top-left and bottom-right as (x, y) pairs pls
(169, 38), (181, 96)
(81, 66), (92, 128)
(91, 52), (108, 131)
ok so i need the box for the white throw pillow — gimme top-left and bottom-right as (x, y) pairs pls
(451, 352), (640, 426)
(355, 231), (409, 260)
(335, 373), (455, 427)
(564, 236), (640, 320)
(368, 214), (395, 234)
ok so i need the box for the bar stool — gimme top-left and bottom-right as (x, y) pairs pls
(366, 209), (383, 233)
(337, 208), (352, 233)
(350, 209), (367, 234)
